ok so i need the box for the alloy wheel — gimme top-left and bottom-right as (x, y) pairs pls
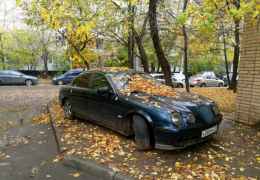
(26, 80), (32, 87)
(64, 101), (72, 119)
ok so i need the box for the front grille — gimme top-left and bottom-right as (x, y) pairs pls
(187, 105), (215, 125)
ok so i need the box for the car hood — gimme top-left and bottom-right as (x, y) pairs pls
(126, 91), (213, 113)
(125, 91), (219, 126)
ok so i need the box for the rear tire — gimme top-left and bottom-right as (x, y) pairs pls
(63, 100), (74, 119)
(25, 80), (33, 87)
(200, 83), (206, 87)
(133, 115), (152, 150)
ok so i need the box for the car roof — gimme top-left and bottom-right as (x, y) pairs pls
(85, 68), (136, 74)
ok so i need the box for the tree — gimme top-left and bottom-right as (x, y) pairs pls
(229, 0), (240, 92)
(149, 0), (173, 86)
(182, 0), (190, 92)
(22, 0), (101, 69)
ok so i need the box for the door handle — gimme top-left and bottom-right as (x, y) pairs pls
(70, 89), (73, 93)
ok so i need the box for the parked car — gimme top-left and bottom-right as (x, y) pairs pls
(150, 73), (184, 88)
(190, 71), (224, 87)
(172, 72), (185, 88)
(172, 72), (185, 82)
(59, 70), (222, 150)
(52, 69), (83, 85)
(0, 70), (38, 86)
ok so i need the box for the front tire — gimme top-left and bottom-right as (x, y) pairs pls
(63, 100), (74, 119)
(58, 80), (63, 85)
(25, 80), (33, 87)
(218, 83), (224, 87)
(133, 115), (152, 150)
(177, 83), (184, 88)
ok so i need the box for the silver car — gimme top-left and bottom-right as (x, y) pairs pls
(0, 70), (38, 86)
(150, 73), (184, 88)
(190, 71), (224, 87)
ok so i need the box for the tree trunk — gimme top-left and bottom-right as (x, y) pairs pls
(229, 0), (240, 92)
(182, 0), (190, 92)
(229, 21), (240, 92)
(42, 50), (49, 78)
(133, 30), (149, 73)
(0, 34), (5, 70)
(222, 24), (230, 87)
(1, 58), (5, 70)
(151, 63), (155, 72)
(128, 3), (135, 69)
(149, 0), (173, 86)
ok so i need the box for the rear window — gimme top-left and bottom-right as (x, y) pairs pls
(72, 73), (91, 88)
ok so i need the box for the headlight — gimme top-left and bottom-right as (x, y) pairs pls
(171, 111), (181, 127)
(212, 104), (220, 115)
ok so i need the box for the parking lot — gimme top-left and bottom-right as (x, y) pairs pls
(0, 84), (59, 132)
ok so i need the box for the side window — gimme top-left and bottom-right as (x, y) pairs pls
(72, 73), (91, 88)
(71, 71), (81, 76)
(90, 73), (111, 90)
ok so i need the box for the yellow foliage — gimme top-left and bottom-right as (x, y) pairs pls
(191, 88), (236, 113)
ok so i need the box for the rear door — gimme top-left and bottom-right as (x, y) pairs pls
(8, 71), (25, 85)
(69, 73), (92, 118)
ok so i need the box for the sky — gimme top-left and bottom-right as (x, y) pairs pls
(0, 0), (26, 30)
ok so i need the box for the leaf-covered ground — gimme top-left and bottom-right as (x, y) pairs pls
(190, 88), (236, 113)
(33, 96), (259, 180)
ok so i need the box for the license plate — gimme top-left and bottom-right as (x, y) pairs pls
(201, 125), (218, 138)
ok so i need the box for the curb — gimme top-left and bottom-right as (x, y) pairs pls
(63, 156), (135, 180)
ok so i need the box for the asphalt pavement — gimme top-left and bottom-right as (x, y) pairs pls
(0, 84), (97, 180)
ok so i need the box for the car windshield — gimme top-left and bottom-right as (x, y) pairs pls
(108, 72), (177, 97)
(9, 71), (23, 75)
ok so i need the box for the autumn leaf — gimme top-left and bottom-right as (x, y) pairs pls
(70, 172), (81, 178)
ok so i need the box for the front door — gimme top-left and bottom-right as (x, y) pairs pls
(88, 73), (131, 133)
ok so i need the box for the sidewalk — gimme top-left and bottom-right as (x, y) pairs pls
(0, 124), (96, 180)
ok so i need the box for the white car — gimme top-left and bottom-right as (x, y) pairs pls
(150, 73), (184, 88)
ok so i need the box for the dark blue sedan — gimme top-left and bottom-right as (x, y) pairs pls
(59, 70), (222, 150)
(52, 69), (83, 85)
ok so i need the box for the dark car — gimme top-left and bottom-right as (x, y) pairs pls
(52, 69), (83, 85)
(59, 70), (222, 150)
(0, 70), (38, 86)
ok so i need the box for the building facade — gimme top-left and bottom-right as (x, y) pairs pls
(236, 18), (260, 125)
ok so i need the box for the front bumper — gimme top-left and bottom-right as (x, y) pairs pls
(154, 116), (222, 150)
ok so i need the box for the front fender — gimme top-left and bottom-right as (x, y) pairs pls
(125, 109), (154, 128)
